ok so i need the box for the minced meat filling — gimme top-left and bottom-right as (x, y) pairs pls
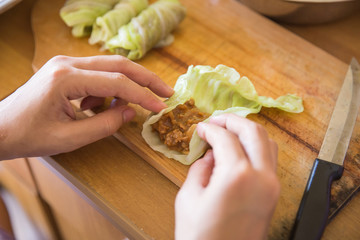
(152, 99), (210, 154)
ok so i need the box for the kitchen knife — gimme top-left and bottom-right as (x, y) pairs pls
(290, 58), (360, 240)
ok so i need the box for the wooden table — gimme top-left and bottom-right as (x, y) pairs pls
(0, 0), (359, 239)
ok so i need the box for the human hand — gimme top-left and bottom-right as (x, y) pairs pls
(0, 55), (173, 160)
(175, 114), (280, 240)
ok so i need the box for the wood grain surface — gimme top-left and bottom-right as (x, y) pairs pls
(31, 0), (360, 238)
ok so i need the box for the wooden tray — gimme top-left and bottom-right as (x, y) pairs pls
(31, 0), (360, 238)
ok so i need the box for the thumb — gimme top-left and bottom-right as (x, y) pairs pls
(182, 150), (215, 191)
(61, 105), (136, 150)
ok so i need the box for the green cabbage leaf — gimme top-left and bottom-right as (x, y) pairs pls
(142, 65), (304, 165)
(89, 0), (148, 45)
(105, 0), (186, 60)
(60, 0), (118, 37)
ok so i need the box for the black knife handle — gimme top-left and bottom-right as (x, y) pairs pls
(290, 158), (344, 240)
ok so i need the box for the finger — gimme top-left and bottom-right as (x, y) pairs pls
(80, 96), (105, 110)
(182, 150), (215, 191)
(58, 105), (136, 151)
(66, 55), (174, 98)
(64, 68), (167, 113)
(110, 98), (128, 108)
(196, 122), (247, 167)
(209, 114), (274, 171)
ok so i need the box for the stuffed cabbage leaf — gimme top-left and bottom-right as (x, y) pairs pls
(105, 0), (186, 60)
(60, 0), (118, 37)
(142, 65), (304, 165)
(89, 0), (148, 45)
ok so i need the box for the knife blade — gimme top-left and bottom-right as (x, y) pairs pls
(290, 58), (360, 240)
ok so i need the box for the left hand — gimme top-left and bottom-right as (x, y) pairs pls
(0, 55), (173, 160)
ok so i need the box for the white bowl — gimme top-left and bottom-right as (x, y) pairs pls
(0, 0), (22, 15)
(238, 0), (360, 24)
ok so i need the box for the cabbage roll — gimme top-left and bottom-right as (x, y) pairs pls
(142, 65), (304, 165)
(89, 0), (148, 45)
(105, 0), (186, 60)
(60, 0), (118, 37)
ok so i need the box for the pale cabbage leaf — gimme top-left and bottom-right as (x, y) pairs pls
(105, 0), (186, 60)
(89, 0), (148, 45)
(60, 0), (118, 37)
(142, 65), (304, 165)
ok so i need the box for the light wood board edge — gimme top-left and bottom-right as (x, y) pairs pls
(35, 156), (151, 240)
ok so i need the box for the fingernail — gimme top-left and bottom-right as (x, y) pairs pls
(159, 101), (168, 109)
(122, 107), (136, 123)
(196, 122), (206, 136)
(203, 150), (214, 163)
(166, 86), (175, 95)
(152, 101), (168, 113)
(208, 115), (226, 124)
(209, 115), (222, 121)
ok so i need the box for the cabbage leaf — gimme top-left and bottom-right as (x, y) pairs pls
(142, 65), (304, 165)
(105, 0), (186, 60)
(89, 0), (148, 45)
(60, 0), (118, 37)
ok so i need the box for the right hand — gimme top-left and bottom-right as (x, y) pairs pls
(175, 114), (280, 240)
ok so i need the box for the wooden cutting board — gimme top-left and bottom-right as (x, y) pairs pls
(31, 0), (360, 238)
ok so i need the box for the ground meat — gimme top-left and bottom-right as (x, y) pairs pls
(152, 99), (210, 154)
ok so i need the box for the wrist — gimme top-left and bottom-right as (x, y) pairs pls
(0, 123), (11, 160)
(0, 108), (19, 160)
(186, 213), (270, 240)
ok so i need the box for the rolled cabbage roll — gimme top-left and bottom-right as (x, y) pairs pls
(60, 0), (118, 37)
(105, 0), (186, 60)
(89, 0), (148, 45)
(142, 65), (304, 165)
